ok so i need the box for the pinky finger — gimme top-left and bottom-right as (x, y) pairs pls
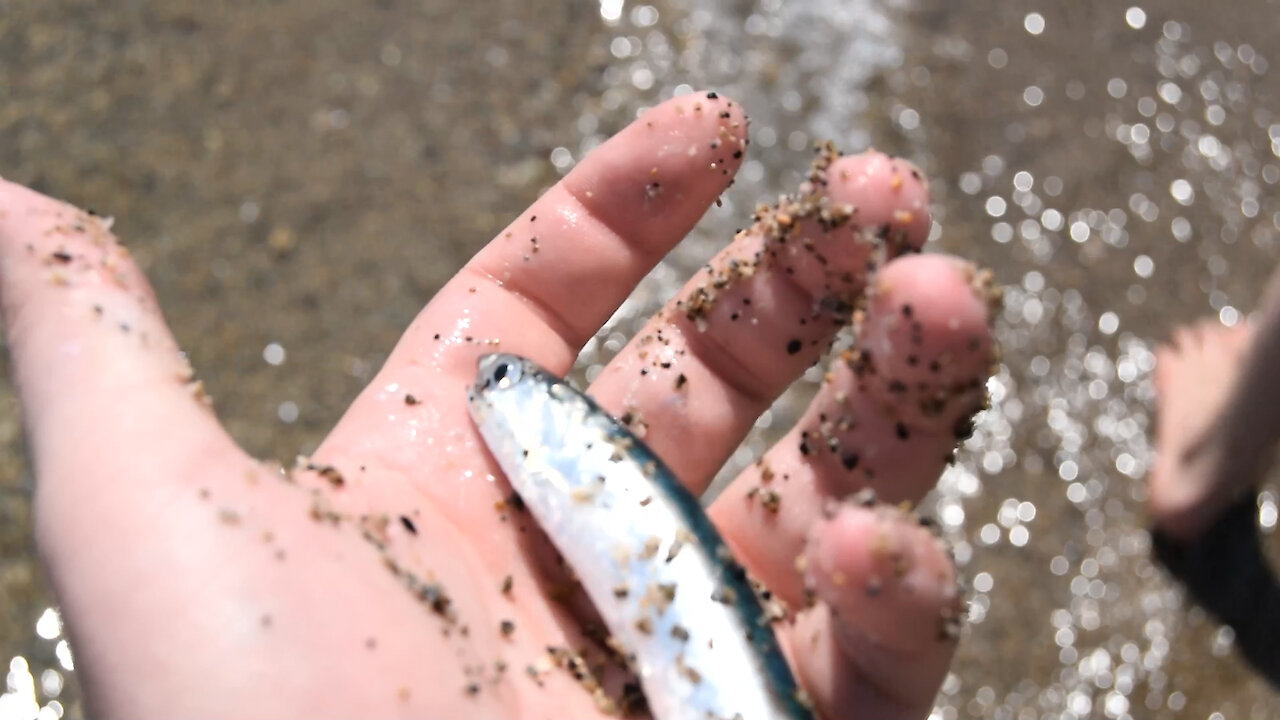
(786, 502), (963, 720)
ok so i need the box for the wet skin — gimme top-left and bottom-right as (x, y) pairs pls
(0, 93), (998, 719)
(1149, 265), (1280, 543)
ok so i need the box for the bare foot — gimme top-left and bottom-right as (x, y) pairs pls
(1148, 314), (1280, 688)
(1150, 319), (1265, 542)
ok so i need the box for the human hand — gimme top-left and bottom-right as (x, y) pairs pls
(0, 92), (996, 719)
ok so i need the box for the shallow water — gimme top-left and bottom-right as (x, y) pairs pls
(2, 1), (1280, 718)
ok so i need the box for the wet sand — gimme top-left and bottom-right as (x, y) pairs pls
(2, 0), (1279, 718)
(894, 3), (1280, 718)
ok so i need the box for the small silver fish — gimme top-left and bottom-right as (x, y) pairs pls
(467, 353), (813, 720)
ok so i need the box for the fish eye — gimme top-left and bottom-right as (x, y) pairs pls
(488, 358), (521, 389)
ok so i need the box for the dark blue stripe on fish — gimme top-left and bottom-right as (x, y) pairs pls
(539, 377), (813, 720)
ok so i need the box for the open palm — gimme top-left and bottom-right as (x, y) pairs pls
(1, 93), (997, 719)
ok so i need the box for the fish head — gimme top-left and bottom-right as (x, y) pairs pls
(466, 353), (563, 454)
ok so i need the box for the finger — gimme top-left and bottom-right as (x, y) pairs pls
(587, 149), (932, 490)
(709, 253), (998, 607)
(785, 502), (962, 720)
(312, 93), (748, 490)
(358, 92), (746, 393)
(0, 180), (256, 600)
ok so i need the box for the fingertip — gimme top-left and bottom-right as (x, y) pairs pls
(630, 91), (750, 172)
(806, 501), (961, 653)
(859, 253), (998, 431)
(642, 90), (750, 145)
(786, 502), (961, 719)
(741, 149), (933, 317)
(868, 253), (996, 363)
(562, 90), (748, 253)
(826, 151), (932, 252)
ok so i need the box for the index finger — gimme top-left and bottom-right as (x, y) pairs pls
(395, 92), (744, 382)
(317, 93), (747, 471)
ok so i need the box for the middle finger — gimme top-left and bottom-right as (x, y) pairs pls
(588, 149), (931, 491)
